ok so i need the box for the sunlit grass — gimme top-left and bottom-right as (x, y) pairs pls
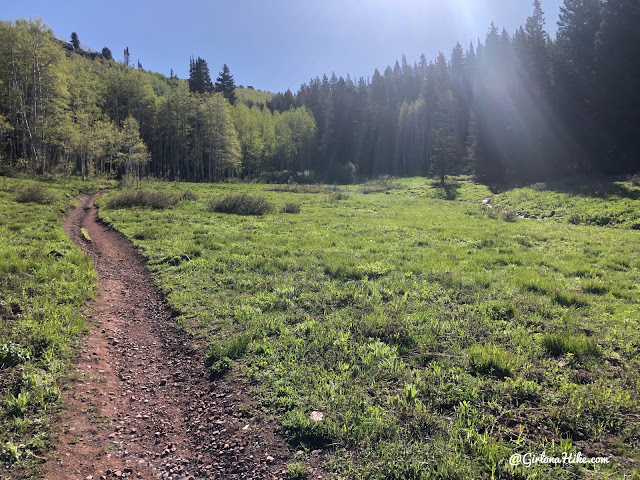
(98, 177), (640, 478)
(0, 175), (107, 476)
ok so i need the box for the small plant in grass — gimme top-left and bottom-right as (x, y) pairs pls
(541, 333), (600, 357)
(468, 344), (514, 378)
(329, 192), (349, 202)
(0, 343), (30, 369)
(206, 335), (252, 377)
(285, 461), (308, 479)
(106, 190), (179, 209)
(498, 207), (517, 222)
(281, 202), (301, 214)
(209, 194), (274, 215)
(80, 228), (92, 242)
(4, 391), (30, 417)
(14, 184), (53, 204)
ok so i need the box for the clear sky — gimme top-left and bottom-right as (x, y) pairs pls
(2, 0), (563, 93)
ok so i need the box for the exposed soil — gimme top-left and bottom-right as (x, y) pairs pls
(42, 191), (328, 479)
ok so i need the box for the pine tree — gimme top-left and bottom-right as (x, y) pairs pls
(215, 64), (236, 105)
(124, 47), (130, 67)
(188, 56), (213, 94)
(71, 31), (80, 50)
(101, 47), (113, 60)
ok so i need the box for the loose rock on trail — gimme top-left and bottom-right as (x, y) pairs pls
(44, 191), (297, 479)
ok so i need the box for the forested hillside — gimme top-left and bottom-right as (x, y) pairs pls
(1, 0), (639, 183)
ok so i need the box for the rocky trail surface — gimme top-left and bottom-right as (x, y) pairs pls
(43, 191), (312, 479)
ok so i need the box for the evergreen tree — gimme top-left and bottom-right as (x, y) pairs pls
(70, 31), (80, 50)
(101, 47), (113, 60)
(188, 56), (213, 94)
(595, 0), (640, 172)
(215, 64), (236, 105)
(124, 47), (130, 67)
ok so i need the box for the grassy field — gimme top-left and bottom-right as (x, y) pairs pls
(97, 177), (640, 479)
(490, 179), (640, 229)
(0, 176), (107, 475)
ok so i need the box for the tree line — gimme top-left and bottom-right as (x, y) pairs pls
(1, 1), (638, 184)
(0, 20), (316, 181)
(274, 0), (639, 183)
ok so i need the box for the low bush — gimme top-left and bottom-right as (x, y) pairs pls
(106, 190), (179, 209)
(329, 192), (349, 202)
(179, 189), (198, 201)
(209, 194), (274, 215)
(14, 184), (53, 204)
(281, 202), (301, 214)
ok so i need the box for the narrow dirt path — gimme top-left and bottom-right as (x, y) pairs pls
(44, 192), (293, 479)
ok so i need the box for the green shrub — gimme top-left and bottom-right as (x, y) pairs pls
(206, 335), (252, 377)
(499, 207), (517, 222)
(0, 343), (30, 369)
(281, 202), (301, 214)
(209, 194), (274, 215)
(468, 344), (514, 378)
(285, 461), (308, 479)
(15, 184), (53, 204)
(541, 333), (600, 357)
(106, 190), (179, 209)
(179, 189), (198, 201)
(329, 192), (349, 202)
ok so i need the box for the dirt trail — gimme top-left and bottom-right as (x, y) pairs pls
(44, 192), (294, 479)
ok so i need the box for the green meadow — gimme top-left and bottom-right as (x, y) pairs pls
(0, 177), (108, 474)
(97, 177), (640, 479)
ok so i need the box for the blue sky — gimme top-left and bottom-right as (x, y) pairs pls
(2, 0), (563, 93)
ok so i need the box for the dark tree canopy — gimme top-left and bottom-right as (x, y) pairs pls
(215, 64), (236, 105)
(101, 47), (113, 61)
(188, 56), (213, 94)
(70, 31), (80, 50)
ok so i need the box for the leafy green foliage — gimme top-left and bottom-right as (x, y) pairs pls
(468, 344), (514, 378)
(0, 343), (30, 369)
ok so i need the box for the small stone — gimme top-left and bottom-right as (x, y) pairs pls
(266, 455), (275, 463)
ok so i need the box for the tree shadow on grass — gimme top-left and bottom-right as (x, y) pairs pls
(430, 181), (461, 200)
